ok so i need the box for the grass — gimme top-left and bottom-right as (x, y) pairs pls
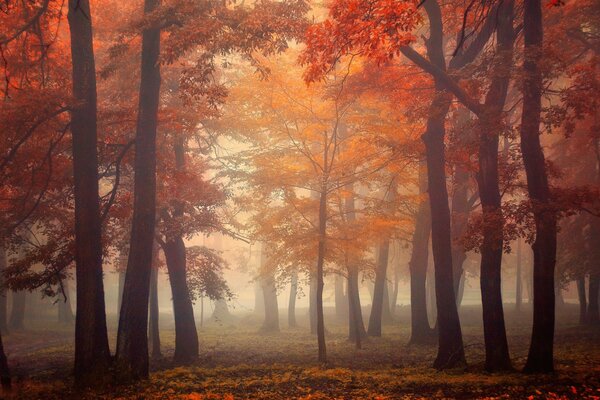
(2, 304), (599, 399)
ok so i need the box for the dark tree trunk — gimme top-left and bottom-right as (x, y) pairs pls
(316, 187), (327, 363)
(163, 237), (199, 363)
(288, 270), (298, 328)
(0, 330), (9, 391)
(521, 0), (557, 374)
(58, 280), (75, 325)
(309, 272), (317, 334)
(409, 161), (434, 344)
(577, 276), (587, 325)
(0, 247), (7, 334)
(421, 0), (466, 369)
(67, 0), (111, 385)
(260, 274), (279, 332)
(148, 245), (161, 359)
(368, 239), (391, 337)
(476, 0), (514, 372)
(588, 274), (600, 325)
(9, 291), (25, 331)
(115, 0), (161, 380)
(516, 239), (523, 311)
(334, 275), (347, 320)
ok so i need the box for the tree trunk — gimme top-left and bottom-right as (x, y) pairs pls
(254, 280), (265, 315)
(288, 270), (298, 328)
(115, 0), (161, 380)
(334, 274), (347, 320)
(588, 274), (600, 325)
(476, 0), (514, 372)
(9, 291), (25, 331)
(516, 239), (523, 311)
(409, 161), (434, 344)
(67, 0), (111, 385)
(212, 299), (231, 322)
(521, 0), (557, 374)
(316, 187), (327, 363)
(163, 237), (199, 363)
(0, 247), (7, 334)
(58, 280), (75, 325)
(0, 330), (9, 391)
(260, 274), (279, 332)
(577, 276), (587, 325)
(148, 245), (161, 359)
(368, 239), (391, 336)
(309, 272), (317, 334)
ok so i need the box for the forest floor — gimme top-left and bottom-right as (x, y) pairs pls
(1, 304), (599, 399)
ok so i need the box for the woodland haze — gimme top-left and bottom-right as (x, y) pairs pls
(0, 0), (599, 398)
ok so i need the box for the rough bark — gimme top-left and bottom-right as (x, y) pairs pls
(409, 161), (434, 344)
(149, 245), (161, 359)
(163, 237), (199, 363)
(67, 0), (111, 385)
(520, 0), (557, 374)
(115, 0), (161, 380)
(288, 270), (298, 328)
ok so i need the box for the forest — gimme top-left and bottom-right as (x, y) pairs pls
(0, 0), (599, 398)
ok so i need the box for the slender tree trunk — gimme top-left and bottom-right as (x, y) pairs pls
(588, 274), (600, 325)
(577, 276), (587, 325)
(409, 161), (434, 344)
(516, 239), (523, 311)
(115, 0), (161, 380)
(9, 291), (25, 331)
(163, 237), (199, 363)
(476, 0), (514, 372)
(0, 330), (9, 391)
(316, 187), (327, 363)
(58, 280), (75, 325)
(148, 245), (161, 359)
(521, 0), (557, 374)
(260, 274), (280, 332)
(368, 239), (390, 336)
(0, 247), (7, 334)
(288, 270), (298, 328)
(67, 0), (111, 385)
(334, 275), (347, 319)
(391, 262), (400, 316)
(309, 272), (317, 334)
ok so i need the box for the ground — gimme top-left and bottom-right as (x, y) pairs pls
(2, 304), (599, 399)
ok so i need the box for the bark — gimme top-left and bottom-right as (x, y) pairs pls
(163, 237), (199, 363)
(58, 280), (75, 325)
(67, 0), (111, 385)
(419, 0), (466, 369)
(9, 291), (25, 331)
(148, 245), (161, 359)
(521, 0), (558, 374)
(516, 239), (523, 311)
(0, 247), (7, 333)
(260, 274), (280, 332)
(115, 0), (161, 380)
(409, 161), (434, 344)
(476, 0), (514, 372)
(309, 272), (317, 334)
(288, 270), (298, 328)
(368, 239), (391, 336)
(334, 275), (347, 319)
(316, 187), (327, 363)
(588, 274), (600, 325)
(577, 276), (587, 325)
(0, 330), (9, 391)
